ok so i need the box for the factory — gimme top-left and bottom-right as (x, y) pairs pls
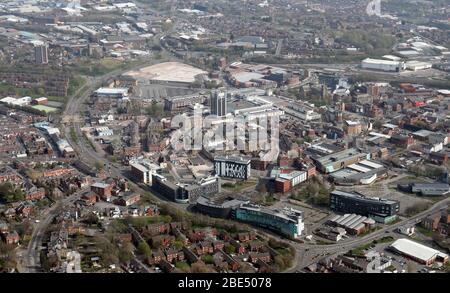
(327, 213), (376, 235)
(93, 87), (129, 99)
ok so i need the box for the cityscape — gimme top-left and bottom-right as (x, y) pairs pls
(0, 0), (449, 277)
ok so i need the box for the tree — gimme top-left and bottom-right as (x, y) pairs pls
(118, 243), (134, 264)
(137, 241), (152, 258)
(224, 244), (236, 254)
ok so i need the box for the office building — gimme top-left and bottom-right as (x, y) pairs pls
(130, 161), (160, 185)
(330, 190), (399, 223)
(210, 90), (228, 116)
(195, 196), (249, 219)
(214, 156), (251, 180)
(233, 205), (304, 239)
(35, 44), (48, 64)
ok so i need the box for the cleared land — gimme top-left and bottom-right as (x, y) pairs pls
(124, 62), (207, 83)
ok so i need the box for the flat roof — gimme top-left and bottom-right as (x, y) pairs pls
(362, 58), (401, 65)
(389, 239), (448, 262)
(95, 87), (129, 95)
(315, 148), (366, 166)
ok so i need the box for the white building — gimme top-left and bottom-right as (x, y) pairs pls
(279, 170), (307, 187)
(94, 87), (129, 98)
(361, 58), (405, 72)
(389, 239), (449, 265)
(405, 61), (432, 71)
(214, 156), (251, 180)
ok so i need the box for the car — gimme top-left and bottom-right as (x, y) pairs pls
(35, 220), (40, 223)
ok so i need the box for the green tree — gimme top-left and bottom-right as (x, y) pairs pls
(137, 241), (152, 258)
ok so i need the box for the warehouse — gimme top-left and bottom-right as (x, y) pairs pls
(361, 58), (405, 72)
(388, 239), (448, 265)
(405, 61), (432, 71)
(94, 87), (129, 98)
(327, 213), (376, 235)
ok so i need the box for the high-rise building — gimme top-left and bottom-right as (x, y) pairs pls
(35, 44), (49, 64)
(210, 90), (227, 116)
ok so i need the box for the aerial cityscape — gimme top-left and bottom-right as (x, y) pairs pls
(0, 0), (449, 276)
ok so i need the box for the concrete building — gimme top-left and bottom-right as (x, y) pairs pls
(35, 44), (48, 64)
(130, 161), (160, 185)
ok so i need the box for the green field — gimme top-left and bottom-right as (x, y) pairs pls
(32, 105), (58, 113)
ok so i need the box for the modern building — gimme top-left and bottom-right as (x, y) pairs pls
(210, 90), (228, 116)
(361, 58), (405, 72)
(388, 239), (448, 265)
(214, 156), (251, 180)
(151, 174), (220, 204)
(35, 44), (48, 64)
(330, 190), (400, 223)
(233, 205), (304, 239)
(313, 148), (369, 174)
(195, 196), (249, 218)
(130, 161), (160, 185)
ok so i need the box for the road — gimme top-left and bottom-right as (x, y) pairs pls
(22, 191), (84, 273)
(285, 195), (450, 272)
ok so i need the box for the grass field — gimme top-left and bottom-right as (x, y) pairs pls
(32, 105), (58, 113)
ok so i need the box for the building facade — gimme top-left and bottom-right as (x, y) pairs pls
(233, 205), (304, 239)
(214, 156), (251, 180)
(330, 190), (399, 223)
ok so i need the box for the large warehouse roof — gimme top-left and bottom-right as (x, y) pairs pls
(389, 239), (448, 263)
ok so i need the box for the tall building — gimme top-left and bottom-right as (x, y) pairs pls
(35, 44), (49, 64)
(210, 90), (227, 116)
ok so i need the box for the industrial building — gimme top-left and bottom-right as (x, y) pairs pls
(313, 148), (369, 174)
(327, 214), (376, 235)
(388, 239), (448, 265)
(397, 183), (450, 196)
(214, 156), (251, 180)
(405, 61), (432, 71)
(330, 160), (387, 185)
(361, 58), (405, 72)
(233, 205), (304, 239)
(330, 190), (400, 223)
